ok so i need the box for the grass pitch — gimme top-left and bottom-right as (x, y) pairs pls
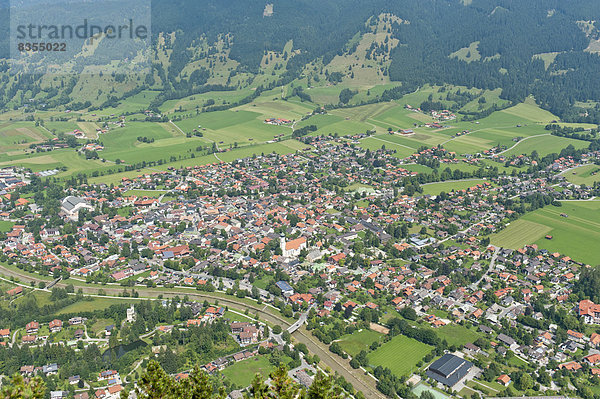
(368, 334), (432, 377)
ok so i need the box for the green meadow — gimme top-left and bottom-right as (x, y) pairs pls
(491, 201), (600, 265)
(564, 164), (600, 186)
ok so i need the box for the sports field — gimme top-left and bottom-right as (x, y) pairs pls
(368, 334), (432, 377)
(338, 329), (383, 357)
(491, 201), (600, 265)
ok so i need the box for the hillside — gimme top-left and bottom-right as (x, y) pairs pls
(1, 0), (600, 122)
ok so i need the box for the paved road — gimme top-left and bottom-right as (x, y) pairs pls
(470, 247), (500, 291)
(0, 264), (384, 398)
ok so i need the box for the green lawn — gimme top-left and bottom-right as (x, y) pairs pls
(56, 297), (139, 315)
(421, 179), (492, 196)
(491, 201), (600, 265)
(221, 355), (274, 387)
(368, 334), (433, 377)
(338, 329), (383, 357)
(223, 311), (256, 323)
(435, 324), (482, 347)
(0, 221), (15, 233)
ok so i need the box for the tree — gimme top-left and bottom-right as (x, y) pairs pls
(1, 374), (46, 399)
(400, 307), (417, 321)
(136, 360), (225, 399)
(270, 365), (300, 399)
(244, 374), (270, 398)
(517, 372), (533, 391)
(307, 371), (344, 399)
(420, 392), (435, 399)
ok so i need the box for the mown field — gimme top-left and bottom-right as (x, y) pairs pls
(338, 329), (384, 357)
(502, 134), (589, 157)
(420, 179), (492, 196)
(564, 164), (600, 186)
(0, 122), (51, 156)
(173, 109), (292, 146)
(491, 201), (600, 265)
(368, 334), (433, 377)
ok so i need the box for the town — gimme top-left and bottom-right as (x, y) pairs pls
(1, 128), (600, 399)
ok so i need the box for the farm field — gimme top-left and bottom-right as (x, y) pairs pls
(0, 150), (110, 176)
(491, 201), (600, 265)
(491, 219), (552, 249)
(236, 95), (314, 121)
(337, 329), (383, 357)
(368, 334), (433, 377)
(160, 89), (254, 114)
(443, 125), (547, 155)
(0, 122), (51, 156)
(420, 179), (492, 196)
(564, 164), (600, 186)
(502, 134), (588, 157)
(173, 110), (292, 146)
(43, 121), (80, 135)
(358, 136), (416, 158)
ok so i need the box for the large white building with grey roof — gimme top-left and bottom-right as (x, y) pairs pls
(61, 196), (93, 221)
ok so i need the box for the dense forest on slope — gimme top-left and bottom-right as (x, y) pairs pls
(2, 0), (600, 121)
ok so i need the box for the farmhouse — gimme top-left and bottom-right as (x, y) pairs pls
(426, 354), (473, 388)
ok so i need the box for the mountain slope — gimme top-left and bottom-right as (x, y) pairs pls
(1, 0), (600, 122)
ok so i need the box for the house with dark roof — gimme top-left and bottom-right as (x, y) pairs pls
(426, 354), (473, 388)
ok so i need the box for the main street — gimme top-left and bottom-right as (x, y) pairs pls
(0, 264), (385, 398)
